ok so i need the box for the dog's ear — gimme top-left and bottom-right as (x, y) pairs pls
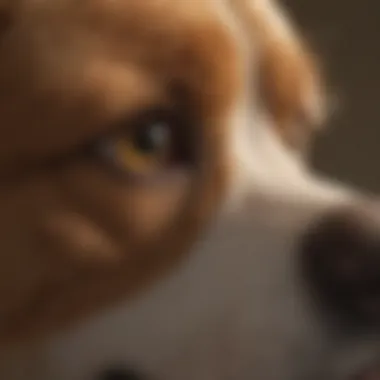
(239, 0), (327, 155)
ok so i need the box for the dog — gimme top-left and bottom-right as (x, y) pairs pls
(0, 0), (380, 379)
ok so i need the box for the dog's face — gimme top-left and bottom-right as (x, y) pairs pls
(0, 1), (380, 379)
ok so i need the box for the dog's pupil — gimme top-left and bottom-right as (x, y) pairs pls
(134, 122), (169, 154)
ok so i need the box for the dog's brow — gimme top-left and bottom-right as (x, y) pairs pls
(0, 57), (168, 169)
(0, 0), (241, 174)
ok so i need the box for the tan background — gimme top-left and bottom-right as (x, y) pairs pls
(284, 0), (380, 192)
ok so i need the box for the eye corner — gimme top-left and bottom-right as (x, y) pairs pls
(90, 103), (196, 182)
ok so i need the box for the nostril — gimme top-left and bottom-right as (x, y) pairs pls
(300, 205), (380, 327)
(97, 367), (144, 380)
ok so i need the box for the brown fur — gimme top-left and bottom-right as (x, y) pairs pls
(0, 0), (241, 345)
(0, 0), (322, 346)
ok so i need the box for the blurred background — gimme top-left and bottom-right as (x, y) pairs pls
(284, 0), (380, 192)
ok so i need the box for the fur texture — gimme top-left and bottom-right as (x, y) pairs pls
(0, 0), (379, 379)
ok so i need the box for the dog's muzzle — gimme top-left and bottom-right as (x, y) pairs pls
(301, 203), (380, 328)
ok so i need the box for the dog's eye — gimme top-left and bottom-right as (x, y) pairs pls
(105, 122), (171, 174)
(94, 109), (191, 179)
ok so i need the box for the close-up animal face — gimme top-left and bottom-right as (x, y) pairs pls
(0, 0), (379, 379)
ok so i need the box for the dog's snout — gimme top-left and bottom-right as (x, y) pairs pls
(301, 204), (380, 326)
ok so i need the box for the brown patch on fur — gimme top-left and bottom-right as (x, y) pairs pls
(0, 0), (241, 346)
(234, 0), (325, 152)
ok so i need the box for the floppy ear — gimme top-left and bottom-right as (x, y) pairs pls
(239, 0), (327, 155)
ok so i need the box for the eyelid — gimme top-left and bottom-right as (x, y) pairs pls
(92, 136), (188, 185)
(88, 106), (194, 182)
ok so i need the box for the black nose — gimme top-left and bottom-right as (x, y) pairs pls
(300, 204), (380, 327)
